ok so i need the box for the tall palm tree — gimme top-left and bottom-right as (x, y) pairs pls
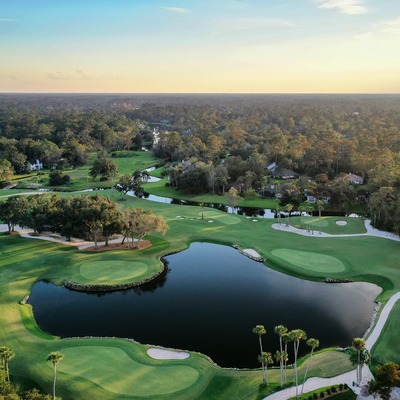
(282, 332), (291, 383)
(47, 351), (64, 400)
(352, 338), (366, 385)
(253, 325), (267, 384)
(274, 324), (288, 386)
(301, 338), (319, 394)
(0, 346), (15, 382)
(274, 350), (288, 386)
(316, 200), (324, 235)
(285, 203), (294, 226)
(289, 329), (307, 397)
(276, 205), (283, 226)
(258, 352), (274, 385)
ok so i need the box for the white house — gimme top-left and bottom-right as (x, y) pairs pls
(28, 160), (43, 171)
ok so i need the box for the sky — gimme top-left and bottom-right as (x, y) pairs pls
(1, 0), (400, 93)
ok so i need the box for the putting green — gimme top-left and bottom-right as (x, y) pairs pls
(271, 249), (345, 273)
(198, 210), (241, 225)
(79, 261), (148, 283)
(58, 347), (200, 396)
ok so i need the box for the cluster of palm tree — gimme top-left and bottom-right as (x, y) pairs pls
(253, 324), (319, 398)
(0, 346), (63, 400)
(351, 337), (369, 386)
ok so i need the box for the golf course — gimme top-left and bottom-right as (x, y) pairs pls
(0, 189), (399, 399)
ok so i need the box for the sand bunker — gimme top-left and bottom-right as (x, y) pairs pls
(147, 348), (190, 360)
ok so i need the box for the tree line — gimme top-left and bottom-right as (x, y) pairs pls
(0, 194), (168, 248)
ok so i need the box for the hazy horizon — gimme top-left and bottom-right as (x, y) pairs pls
(2, 0), (400, 93)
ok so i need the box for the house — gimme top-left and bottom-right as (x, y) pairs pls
(336, 173), (364, 185)
(267, 163), (298, 179)
(28, 160), (43, 171)
(347, 173), (364, 185)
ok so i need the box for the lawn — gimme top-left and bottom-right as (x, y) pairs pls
(0, 191), (399, 399)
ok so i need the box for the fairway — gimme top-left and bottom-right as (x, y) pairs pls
(271, 249), (346, 273)
(57, 346), (200, 396)
(79, 261), (149, 283)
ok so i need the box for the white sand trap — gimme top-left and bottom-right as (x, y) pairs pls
(242, 249), (261, 258)
(252, 219), (258, 222)
(147, 348), (190, 360)
(208, 220), (214, 223)
(336, 221), (347, 226)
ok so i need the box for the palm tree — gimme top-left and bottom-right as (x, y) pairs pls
(276, 205), (283, 226)
(199, 203), (205, 220)
(352, 337), (366, 385)
(258, 352), (274, 385)
(0, 346), (15, 382)
(282, 332), (291, 383)
(47, 351), (64, 400)
(274, 350), (288, 387)
(274, 324), (288, 387)
(253, 325), (267, 384)
(301, 338), (319, 394)
(289, 329), (307, 397)
(298, 205), (306, 229)
(285, 203), (294, 226)
(316, 200), (324, 235)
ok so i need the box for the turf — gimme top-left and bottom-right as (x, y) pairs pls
(271, 249), (345, 273)
(0, 190), (399, 399)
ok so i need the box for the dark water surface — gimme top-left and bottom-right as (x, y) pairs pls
(29, 243), (380, 368)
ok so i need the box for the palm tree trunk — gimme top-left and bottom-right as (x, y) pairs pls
(259, 336), (266, 384)
(6, 361), (10, 382)
(53, 364), (57, 400)
(301, 349), (314, 394)
(294, 341), (299, 397)
(279, 338), (283, 387)
(357, 350), (360, 384)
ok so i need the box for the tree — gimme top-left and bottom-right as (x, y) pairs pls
(285, 203), (293, 226)
(122, 208), (168, 249)
(226, 188), (240, 213)
(0, 346), (15, 382)
(253, 325), (267, 384)
(274, 325), (288, 387)
(368, 361), (400, 400)
(0, 196), (28, 233)
(316, 200), (324, 235)
(352, 337), (366, 385)
(289, 329), (307, 397)
(274, 350), (289, 387)
(0, 159), (13, 185)
(89, 156), (118, 181)
(258, 352), (273, 386)
(46, 352), (63, 400)
(115, 174), (143, 199)
(301, 338), (319, 394)
(48, 171), (70, 186)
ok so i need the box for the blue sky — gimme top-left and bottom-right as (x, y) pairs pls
(1, 0), (400, 92)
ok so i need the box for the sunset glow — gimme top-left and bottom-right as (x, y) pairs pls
(1, 0), (400, 93)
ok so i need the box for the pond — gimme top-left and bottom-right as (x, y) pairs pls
(28, 243), (380, 368)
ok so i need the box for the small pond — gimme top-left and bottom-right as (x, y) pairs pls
(28, 243), (380, 368)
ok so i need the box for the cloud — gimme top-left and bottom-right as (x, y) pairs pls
(381, 17), (400, 34)
(160, 7), (189, 14)
(315, 0), (367, 15)
(220, 17), (294, 31)
(46, 69), (92, 81)
(0, 18), (19, 22)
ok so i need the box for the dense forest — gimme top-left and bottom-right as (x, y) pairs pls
(0, 94), (399, 232)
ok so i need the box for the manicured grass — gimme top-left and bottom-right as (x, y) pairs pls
(143, 178), (279, 208)
(271, 249), (345, 273)
(288, 216), (367, 235)
(1, 190), (399, 399)
(370, 301), (400, 367)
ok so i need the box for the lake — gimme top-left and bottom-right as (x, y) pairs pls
(28, 242), (380, 368)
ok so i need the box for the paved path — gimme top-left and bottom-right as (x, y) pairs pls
(272, 219), (400, 242)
